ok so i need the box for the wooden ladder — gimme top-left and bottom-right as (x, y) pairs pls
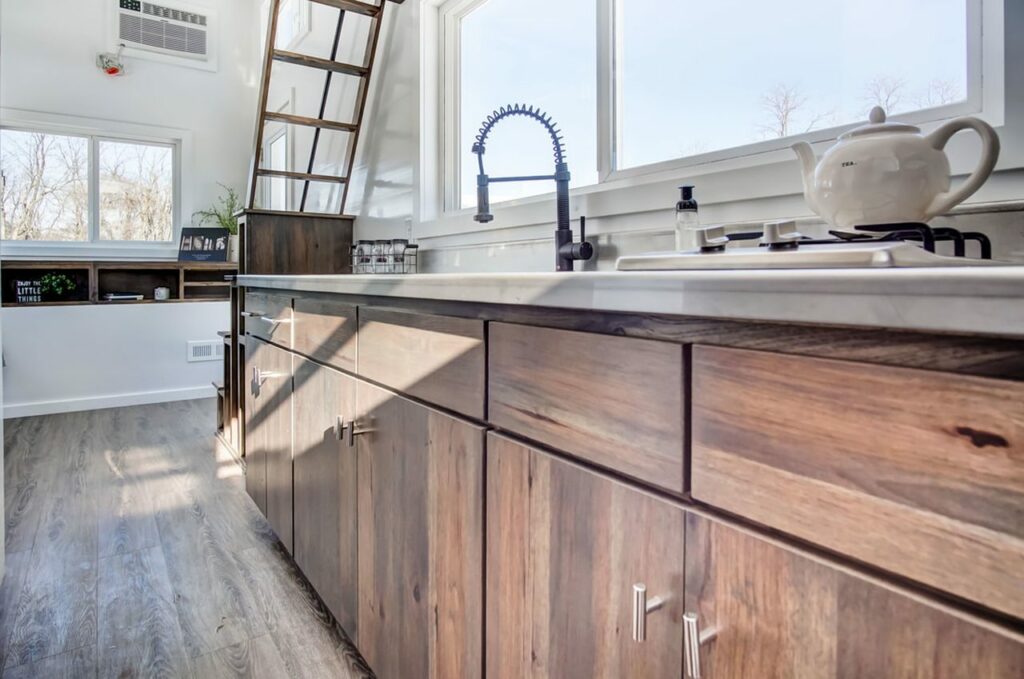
(246, 0), (403, 216)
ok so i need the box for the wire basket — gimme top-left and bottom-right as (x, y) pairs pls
(351, 239), (419, 274)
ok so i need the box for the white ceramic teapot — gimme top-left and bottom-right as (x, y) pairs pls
(791, 106), (999, 229)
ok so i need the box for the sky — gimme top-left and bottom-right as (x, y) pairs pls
(459, 0), (968, 207)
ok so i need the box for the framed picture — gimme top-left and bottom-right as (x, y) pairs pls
(179, 227), (229, 262)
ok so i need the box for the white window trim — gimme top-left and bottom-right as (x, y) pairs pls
(422, 0), (1009, 242)
(0, 108), (190, 260)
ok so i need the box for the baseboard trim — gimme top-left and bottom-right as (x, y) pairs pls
(3, 385), (216, 419)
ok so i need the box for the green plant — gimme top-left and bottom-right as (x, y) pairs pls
(192, 183), (243, 235)
(40, 272), (77, 298)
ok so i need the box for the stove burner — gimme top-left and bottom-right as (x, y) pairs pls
(728, 222), (992, 260)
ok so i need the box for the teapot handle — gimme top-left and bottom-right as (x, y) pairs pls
(924, 117), (1000, 219)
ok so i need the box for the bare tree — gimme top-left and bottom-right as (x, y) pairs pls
(758, 84), (805, 138)
(863, 76), (907, 114)
(915, 78), (962, 108)
(757, 84), (834, 138)
(99, 143), (173, 241)
(0, 131), (88, 241)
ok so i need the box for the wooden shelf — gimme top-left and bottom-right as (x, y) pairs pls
(2, 259), (237, 307)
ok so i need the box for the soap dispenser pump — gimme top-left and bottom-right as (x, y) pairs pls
(674, 185), (699, 250)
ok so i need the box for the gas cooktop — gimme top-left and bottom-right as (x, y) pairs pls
(616, 221), (1007, 270)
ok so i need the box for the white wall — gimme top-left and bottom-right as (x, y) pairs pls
(0, 0), (254, 417)
(349, 1), (1024, 272)
(0, 0), (260, 257)
(3, 302), (229, 419)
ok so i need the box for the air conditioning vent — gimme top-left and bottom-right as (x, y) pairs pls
(187, 340), (223, 363)
(113, 0), (217, 71)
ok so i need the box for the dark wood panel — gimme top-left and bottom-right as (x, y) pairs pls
(486, 433), (686, 679)
(489, 322), (686, 494)
(358, 307), (486, 419)
(357, 380), (485, 679)
(244, 291), (292, 347)
(685, 513), (1024, 678)
(263, 343), (294, 554)
(244, 340), (267, 515)
(293, 297), (358, 373)
(691, 345), (1024, 619)
(257, 289), (1024, 379)
(293, 359), (359, 638)
(243, 211), (353, 276)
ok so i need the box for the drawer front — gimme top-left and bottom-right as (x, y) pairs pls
(358, 308), (485, 419)
(691, 345), (1024, 619)
(293, 297), (358, 373)
(489, 323), (686, 495)
(244, 291), (292, 348)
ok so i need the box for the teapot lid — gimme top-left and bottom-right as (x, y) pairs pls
(839, 106), (919, 139)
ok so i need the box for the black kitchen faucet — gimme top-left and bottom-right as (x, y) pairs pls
(472, 104), (595, 271)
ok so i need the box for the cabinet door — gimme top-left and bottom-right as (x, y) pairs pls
(293, 358), (358, 638)
(261, 342), (294, 553)
(684, 514), (1024, 679)
(356, 380), (485, 679)
(243, 339), (267, 515)
(486, 433), (686, 679)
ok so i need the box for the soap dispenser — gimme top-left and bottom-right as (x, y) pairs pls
(675, 185), (699, 250)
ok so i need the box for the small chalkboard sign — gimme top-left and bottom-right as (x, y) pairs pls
(178, 228), (230, 262)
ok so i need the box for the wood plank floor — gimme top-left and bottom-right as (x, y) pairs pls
(1, 399), (373, 679)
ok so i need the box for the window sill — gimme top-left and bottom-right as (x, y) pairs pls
(1, 241), (179, 261)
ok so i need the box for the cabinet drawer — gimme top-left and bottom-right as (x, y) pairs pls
(358, 308), (485, 419)
(489, 323), (686, 494)
(293, 297), (357, 373)
(244, 291), (292, 348)
(691, 346), (1024, 619)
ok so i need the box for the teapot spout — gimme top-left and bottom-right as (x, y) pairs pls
(790, 141), (819, 214)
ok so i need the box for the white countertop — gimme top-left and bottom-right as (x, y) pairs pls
(239, 267), (1024, 338)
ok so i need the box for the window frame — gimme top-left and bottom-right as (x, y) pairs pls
(0, 109), (186, 259)
(435, 0), (1003, 226)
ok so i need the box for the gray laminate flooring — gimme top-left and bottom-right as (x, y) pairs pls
(1, 399), (372, 679)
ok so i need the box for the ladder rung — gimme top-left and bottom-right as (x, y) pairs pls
(263, 111), (358, 133)
(308, 0), (381, 17)
(256, 168), (348, 184)
(272, 50), (368, 77)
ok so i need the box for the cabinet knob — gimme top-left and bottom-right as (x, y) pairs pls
(683, 612), (718, 678)
(631, 583), (666, 643)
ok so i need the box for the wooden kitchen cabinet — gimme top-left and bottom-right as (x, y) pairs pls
(684, 513), (1024, 679)
(244, 337), (294, 553)
(486, 433), (686, 679)
(243, 338), (267, 515)
(292, 358), (359, 637)
(356, 379), (485, 679)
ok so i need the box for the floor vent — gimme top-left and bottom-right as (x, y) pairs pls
(187, 340), (223, 363)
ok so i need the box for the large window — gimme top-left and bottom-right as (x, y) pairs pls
(454, 0), (598, 208)
(1, 128), (177, 243)
(443, 0), (985, 212)
(617, 0), (970, 169)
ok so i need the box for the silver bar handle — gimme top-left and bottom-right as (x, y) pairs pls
(240, 310), (263, 318)
(631, 583), (665, 643)
(334, 416), (347, 441)
(347, 420), (374, 448)
(259, 315), (291, 326)
(683, 612), (718, 678)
